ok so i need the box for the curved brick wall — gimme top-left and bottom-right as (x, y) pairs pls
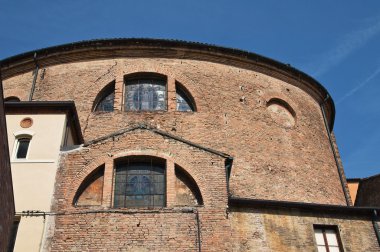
(1, 39), (347, 205)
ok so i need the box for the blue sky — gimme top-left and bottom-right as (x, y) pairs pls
(1, 1), (379, 178)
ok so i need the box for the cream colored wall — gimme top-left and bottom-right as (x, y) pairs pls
(7, 114), (66, 161)
(6, 114), (67, 252)
(13, 218), (45, 252)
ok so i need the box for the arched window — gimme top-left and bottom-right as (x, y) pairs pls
(114, 156), (166, 208)
(74, 165), (104, 206)
(93, 82), (115, 112)
(5, 96), (20, 102)
(176, 82), (195, 112)
(175, 165), (203, 206)
(124, 74), (167, 111)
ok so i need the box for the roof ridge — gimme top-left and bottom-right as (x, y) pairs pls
(83, 123), (233, 159)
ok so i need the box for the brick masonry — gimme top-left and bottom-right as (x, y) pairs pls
(3, 57), (347, 205)
(1, 40), (377, 251)
(230, 207), (380, 252)
(355, 174), (380, 207)
(0, 77), (15, 251)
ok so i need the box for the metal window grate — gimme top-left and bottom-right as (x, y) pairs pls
(114, 157), (166, 208)
(125, 79), (166, 111)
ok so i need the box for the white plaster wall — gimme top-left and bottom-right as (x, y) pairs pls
(13, 217), (45, 252)
(6, 114), (66, 252)
(6, 114), (66, 161)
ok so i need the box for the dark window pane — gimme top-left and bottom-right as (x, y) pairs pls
(125, 79), (166, 111)
(95, 91), (114, 112)
(114, 183), (126, 194)
(16, 138), (30, 159)
(114, 195), (125, 208)
(114, 157), (165, 208)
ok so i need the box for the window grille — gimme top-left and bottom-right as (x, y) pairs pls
(176, 87), (194, 112)
(95, 90), (114, 112)
(124, 78), (166, 111)
(114, 157), (165, 208)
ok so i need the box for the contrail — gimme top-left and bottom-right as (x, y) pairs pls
(309, 18), (380, 77)
(337, 65), (380, 104)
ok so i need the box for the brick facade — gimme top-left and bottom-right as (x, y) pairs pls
(0, 75), (15, 251)
(1, 39), (378, 251)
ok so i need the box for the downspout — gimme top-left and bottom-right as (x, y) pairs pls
(373, 210), (380, 247)
(320, 95), (351, 206)
(29, 52), (39, 101)
(195, 209), (202, 252)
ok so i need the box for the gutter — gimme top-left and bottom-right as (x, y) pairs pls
(229, 197), (380, 216)
(320, 95), (351, 206)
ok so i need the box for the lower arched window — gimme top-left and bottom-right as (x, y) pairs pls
(114, 156), (166, 208)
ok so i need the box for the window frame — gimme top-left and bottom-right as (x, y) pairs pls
(13, 135), (32, 160)
(123, 74), (168, 112)
(93, 82), (115, 112)
(175, 82), (196, 112)
(313, 225), (344, 252)
(113, 156), (167, 209)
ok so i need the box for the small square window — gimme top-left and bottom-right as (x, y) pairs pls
(314, 225), (343, 252)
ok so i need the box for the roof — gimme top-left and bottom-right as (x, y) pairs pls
(4, 101), (84, 144)
(84, 123), (233, 160)
(0, 38), (335, 130)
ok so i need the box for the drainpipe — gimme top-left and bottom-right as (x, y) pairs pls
(320, 95), (351, 206)
(29, 52), (39, 101)
(373, 210), (380, 247)
(195, 209), (202, 252)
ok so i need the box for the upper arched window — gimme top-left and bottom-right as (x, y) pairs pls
(176, 82), (196, 112)
(93, 82), (115, 112)
(114, 156), (166, 208)
(5, 96), (20, 102)
(124, 74), (167, 111)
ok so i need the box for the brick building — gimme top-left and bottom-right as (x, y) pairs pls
(0, 39), (379, 251)
(0, 71), (16, 251)
(348, 174), (380, 207)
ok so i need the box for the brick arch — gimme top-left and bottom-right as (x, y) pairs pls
(121, 66), (202, 111)
(262, 91), (300, 116)
(69, 149), (207, 208)
(112, 150), (206, 204)
(121, 63), (177, 79)
(68, 155), (111, 204)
